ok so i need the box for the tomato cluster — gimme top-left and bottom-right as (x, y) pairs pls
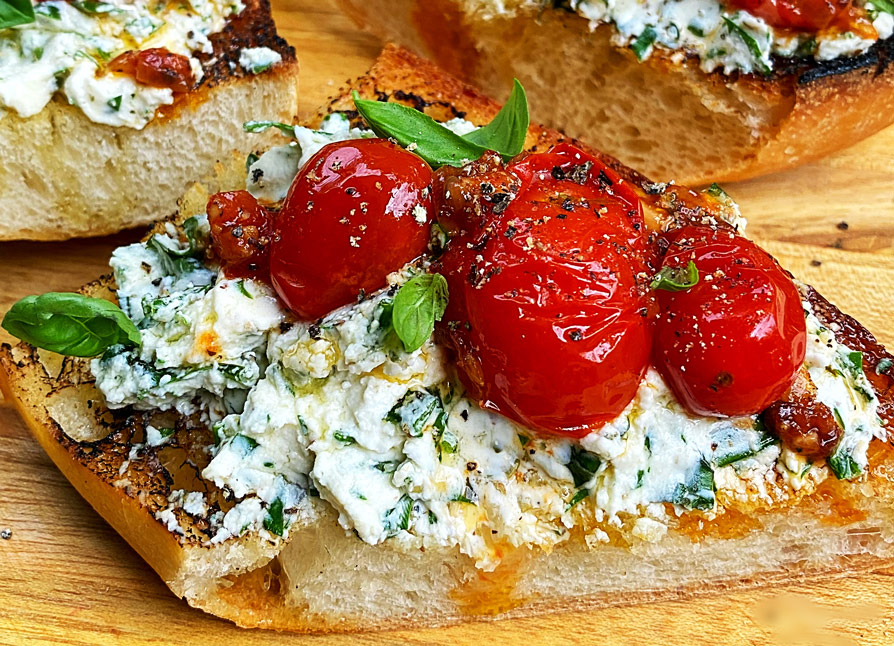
(207, 138), (807, 438)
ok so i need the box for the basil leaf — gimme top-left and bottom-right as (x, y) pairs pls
(0, 0), (35, 29)
(2, 292), (141, 357)
(107, 95), (122, 112)
(723, 17), (771, 75)
(383, 494), (413, 534)
(829, 449), (861, 481)
(672, 459), (715, 510)
(651, 260), (699, 292)
(568, 446), (601, 488)
(870, 0), (894, 13)
(460, 78), (529, 158)
(353, 91), (486, 168)
(566, 488), (589, 511)
(631, 26), (657, 61)
(242, 120), (296, 138)
(72, 1), (121, 14)
(391, 273), (449, 353)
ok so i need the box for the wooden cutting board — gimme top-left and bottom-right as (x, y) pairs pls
(2, 2), (894, 643)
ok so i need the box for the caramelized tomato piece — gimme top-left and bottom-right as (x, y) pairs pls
(729, 0), (853, 32)
(436, 144), (654, 438)
(207, 190), (272, 279)
(763, 400), (841, 459)
(653, 226), (806, 417)
(109, 48), (194, 93)
(269, 139), (433, 320)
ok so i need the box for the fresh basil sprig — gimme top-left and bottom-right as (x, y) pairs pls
(352, 79), (529, 168)
(0, 0), (35, 29)
(723, 17), (771, 76)
(651, 260), (699, 292)
(2, 292), (141, 357)
(391, 273), (449, 353)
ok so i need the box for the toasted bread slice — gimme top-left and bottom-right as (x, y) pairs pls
(2, 45), (894, 632)
(0, 0), (299, 241)
(336, 0), (894, 186)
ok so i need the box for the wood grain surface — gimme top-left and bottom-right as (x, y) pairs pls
(2, 1), (894, 643)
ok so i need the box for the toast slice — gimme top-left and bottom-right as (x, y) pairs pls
(2, 45), (894, 632)
(336, 0), (894, 186)
(0, 0), (299, 241)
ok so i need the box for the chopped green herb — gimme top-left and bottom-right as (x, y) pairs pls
(386, 389), (441, 437)
(688, 23), (705, 37)
(723, 17), (771, 75)
(568, 446), (601, 488)
(517, 433), (530, 447)
(631, 26), (657, 61)
(263, 498), (285, 536)
(245, 152), (260, 172)
(672, 460), (715, 511)
(333, 431), (356, 445)
(828, 449), (861, 480)
(236, 280), (253, 299)
(73, 1), (121, 14)
(243, 120), (296, 138)
(566, 488), (589, 511)
(877, 358), (893, 375)
(651, 261), (699, 292)
(158, 427), (175, 439)
(34, 3), (60, 19)
(636, 469), (646, 488)
(375, 460), (400, 474)
(383, 494), (413, 533)
(106, 95), (122, 112)
(712, 424), (778, 467)
(439, 429), (459, 456)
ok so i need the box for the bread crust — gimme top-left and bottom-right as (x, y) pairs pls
(336, 0), (894, 185)
(2, 45), (894, 633)
(0, 0), (299, 241)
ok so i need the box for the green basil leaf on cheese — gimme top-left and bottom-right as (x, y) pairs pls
(651, 260), (699, 292)
(263, 498), (285, 536)
(869, 0), (894, 13)
(828, 448), (861, 481)
(0, 0), (34, 29)
(711, 423), (778, 468)
(566, 488), (589, 511)
(242, 120), (297, 138)
(386, 389), (442, 437)
(723, 17), (771, 75)
(630, 26), (657, 60)
(147, 235), (204, 276)
(333, 431), (356, 445)
(383, 494), (413, 534)
(2, 292), (141, 357)
(352, 81), (529, 167)
(460, 79), (529, 158)
(837, 349), (874, 400)
(672, 459), (715, 510)
(352, 91), (487, 168)
(34, 2), (60, 19)
(73, 1), (121, 14)
(568, 446), (601, 488)
(106, 95), (122, 112)
(391, 273), (449, 353)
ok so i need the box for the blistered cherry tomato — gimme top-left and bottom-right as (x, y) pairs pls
(269, 139), (433, 320)
(207, 190), (272, 279)
(436, 144), (654, 438)
(653, 225), (806, 417)
(109, 48), (194, 93)
(729, 0), (853, 31)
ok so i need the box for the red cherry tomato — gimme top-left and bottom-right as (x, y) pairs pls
(436, 144), (654, 438)
(728, 0), (852, 31)
(269, 139), (433, 320)
(653, 226), (806, 417)
(109, 48), (194, 93)
(207, 190), (272, 279)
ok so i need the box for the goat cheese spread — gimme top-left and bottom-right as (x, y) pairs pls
(0, 0), (244, 128)
(94, 117), (885, 568)
(478, 0), (894, 75)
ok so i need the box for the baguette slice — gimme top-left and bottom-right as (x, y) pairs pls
(0, 0), (299, 241)
(336, 0), (894, 186)
(3, 45), (894, 633)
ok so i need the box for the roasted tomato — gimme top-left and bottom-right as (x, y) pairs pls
(436, 144), (654, 438)
(653, 226), (806, 417)
(109, 48), (194, 93)
(728, 0), (854, 32)
(269, 139), (433, 320)
(207, 190), (273, 279)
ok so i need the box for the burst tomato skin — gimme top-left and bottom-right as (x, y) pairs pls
(729, 0), (853, 31)
(653, 225), (806, 418)
(207, 190), (273, 280)
(109, 48), (194, 93)
(269, 139), (434, 320)
(436, 144), (654, 438)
